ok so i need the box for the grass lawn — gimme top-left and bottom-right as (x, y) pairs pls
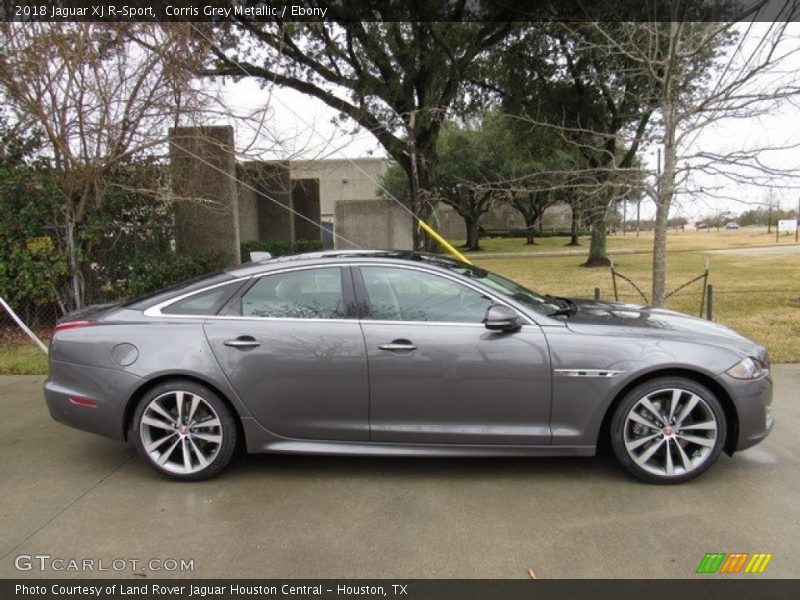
(462, 226), (799, 255)
(0, 342), (49, 375)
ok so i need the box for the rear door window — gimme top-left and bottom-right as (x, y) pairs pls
(238, 268), (346, 319)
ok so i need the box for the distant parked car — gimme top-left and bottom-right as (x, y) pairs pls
(725, 222), (740, 230)
(45, 251), (773, 483)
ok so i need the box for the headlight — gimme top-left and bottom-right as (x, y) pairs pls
(726, 357), (769, 380)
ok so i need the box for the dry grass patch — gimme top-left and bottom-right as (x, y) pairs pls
(463, 227), (798, 255)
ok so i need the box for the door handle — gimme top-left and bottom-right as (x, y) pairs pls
(378, 339), (417, 352)
(224, 336), (260, 349)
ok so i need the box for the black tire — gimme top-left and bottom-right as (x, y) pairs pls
(132, 379), (238, 481)
(610, 377), (727, 484)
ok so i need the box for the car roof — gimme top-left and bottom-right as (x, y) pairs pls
(225, 250), (468, 277)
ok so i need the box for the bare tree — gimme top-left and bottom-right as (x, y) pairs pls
(0, 23), (224, 307)
(588, 2), (800, 305)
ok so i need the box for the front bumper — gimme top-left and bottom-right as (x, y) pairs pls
(717, 371), (774, 452)
(44, 359), (143, 441)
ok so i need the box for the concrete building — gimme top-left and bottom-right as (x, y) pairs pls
(169, 126), (573, 260)
(289, 158), (387, 226)
(169, 126), (241, 265)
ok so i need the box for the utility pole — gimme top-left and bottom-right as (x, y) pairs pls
(767, 195), (773, 234)
(66, 221), (81, 310)
(796, 196), (799, 243)
(636, 200), (641, 237)
(622, 198), (627, 235)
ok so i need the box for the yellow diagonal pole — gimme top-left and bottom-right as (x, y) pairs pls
(418, 219), (472, 265)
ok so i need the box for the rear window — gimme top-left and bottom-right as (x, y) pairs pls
(123, 272), (233, 310)
(161, 281), (245, 316)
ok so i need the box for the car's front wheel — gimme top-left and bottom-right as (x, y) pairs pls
(610, 377), (727, 484)
(132, 380), (238, 481)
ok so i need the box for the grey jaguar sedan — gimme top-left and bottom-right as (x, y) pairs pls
(45, 251), (773, 483)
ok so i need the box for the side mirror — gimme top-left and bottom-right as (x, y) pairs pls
(484, 304), (522, 332)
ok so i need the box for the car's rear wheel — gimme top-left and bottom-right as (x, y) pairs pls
(610, 377), (726, 484)
(132, 380), (237, 481)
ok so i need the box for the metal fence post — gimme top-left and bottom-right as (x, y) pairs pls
(594, 287), (600, 301)
(66, 222), (81, 310)
(706, 284), (714, 321)
(0, 297), (49, 354)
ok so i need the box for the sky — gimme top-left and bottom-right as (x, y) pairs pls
(219, 22), (800, 222)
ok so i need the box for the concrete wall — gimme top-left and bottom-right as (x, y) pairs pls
(290, 158), (387, 222)
(291, 179), (322, 241)
(237, 178), (260, 243)
(480, 201), (573, 232)
(435, 205), (467, 240)
(239, 161), (294, 246)
(430, 201), (572, 243)
(169, 126), (241, 265)
(335, 199), (413, 250)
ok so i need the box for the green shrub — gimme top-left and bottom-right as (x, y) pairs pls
(0, 119), (70, 320)
(240, 239), (323, 262)
(124, 251), (225, 298)
(293, 239), (324, 253)
(240, 240), (290, 261)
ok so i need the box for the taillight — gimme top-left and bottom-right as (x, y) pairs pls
(51, 320), (93, 339)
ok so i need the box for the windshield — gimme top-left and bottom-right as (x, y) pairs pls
(422, 257), (561, 315)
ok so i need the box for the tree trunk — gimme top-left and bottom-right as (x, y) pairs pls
(567, 202), (580, 246)
(406, 163), (435, 251)
(464, 215), (481, 251)
(651, 199), (670, 306)
(408, 112), (430, 251)
(526, 225), (535, 245)
(652, 93), (678, 307)
(583, 211), (610, 267)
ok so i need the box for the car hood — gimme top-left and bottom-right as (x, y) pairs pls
(563, 298), (763, 356)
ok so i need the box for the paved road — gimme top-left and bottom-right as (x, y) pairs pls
(705, 244), (800, 256)
(464, 243), (800, 260)
(465, 249), (636, 259)
(1, 368), (798, 579)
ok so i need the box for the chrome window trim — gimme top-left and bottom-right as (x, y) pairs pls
(143, 277), (254, 318)
(142, 261), (533, 326)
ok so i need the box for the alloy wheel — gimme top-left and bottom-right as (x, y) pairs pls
(139, 390), (224, 476)
(622, 387), (719, 478)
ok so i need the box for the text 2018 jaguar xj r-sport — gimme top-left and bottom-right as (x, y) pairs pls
(45, 251), (773, 483)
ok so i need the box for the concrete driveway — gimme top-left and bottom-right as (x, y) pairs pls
(1, 367), (798, 579)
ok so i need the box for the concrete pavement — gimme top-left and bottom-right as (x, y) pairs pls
(1, 367), (798, 579)
(463, 243), (800, 260)
(705, 244), (800, 255)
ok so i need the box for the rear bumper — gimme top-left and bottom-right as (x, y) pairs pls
(717, 372), (774, 452)
(44, 360), (143, 441)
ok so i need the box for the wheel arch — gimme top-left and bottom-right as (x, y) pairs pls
(598, 368), (739, 456)
(123, 373), (245, 448)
